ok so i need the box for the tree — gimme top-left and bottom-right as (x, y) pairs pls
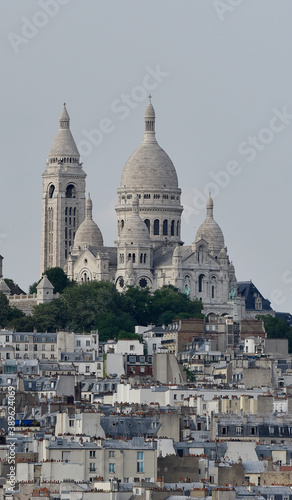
(29, 282), (38, 294)
(25, 281), (204, 340)
(0, 291), (25, 328)
(62, 281), (127, 333)
(257, 314), (292, 353)
(29, 267), (74, 295)
(32, 299), (69, 333)
(7, 315), (35, 332)
(44, 267), (73, 294)
(117, 330), (143, 342)
(150, 285), (203, 325)
(96, 313), (136, 341)
(124, 286), (152, 325)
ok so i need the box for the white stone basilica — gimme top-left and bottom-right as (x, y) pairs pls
(41, 100), (244, 319)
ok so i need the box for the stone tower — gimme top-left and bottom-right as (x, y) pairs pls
(116, 97), (183, 247)
(40, 104), (86, 274)
(116, 195), (153, 289)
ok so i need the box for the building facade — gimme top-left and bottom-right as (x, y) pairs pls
(41, 99), (243, 319)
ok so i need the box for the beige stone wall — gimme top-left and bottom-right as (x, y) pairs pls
(261, 471), (292, 485)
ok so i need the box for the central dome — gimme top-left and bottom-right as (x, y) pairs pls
(120, 98), (178, 190)
(120, 142), (178, 189)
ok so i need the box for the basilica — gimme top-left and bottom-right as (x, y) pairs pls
(40, 99), (259, 320)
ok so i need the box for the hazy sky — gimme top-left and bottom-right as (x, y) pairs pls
(1, 0), (292, 313)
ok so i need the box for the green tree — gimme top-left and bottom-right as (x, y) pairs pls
(117, 330), (143, 342)
(29, 282), (38, 294)
(150, 285), (203, 325)
(25, 281), (203, 340)
(62, 281), (126, 333)
(257, 314), (292, 352)
(7, 315), (35, 332)
(29, 267), (74, 295)
(0, 292), (25, 328)
(124, 286), (152, 325)
(96, 311), (136, 341)
(257, 314), (289, 338)
(32, 299), (69, 332)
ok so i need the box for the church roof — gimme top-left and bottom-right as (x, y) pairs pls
(0, 279), (11, 295)
(0, 279), (25, 295)
(49, 103), (80, 157)
(73, 194), (103, 250)
(37, 275), (54, 290)
(237, 281), (272, 312)
(195, 195), (224, 253)
(119, 197), (150, 246)
(120, 99), (179, 190)
(153, 245), (193, 268)
(84, 246), (117, 267)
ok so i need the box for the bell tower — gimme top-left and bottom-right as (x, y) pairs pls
(40, 104), (86, 274)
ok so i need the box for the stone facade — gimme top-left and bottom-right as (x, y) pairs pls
(40, 104), (86, 274)
(41, 100), (244, 319)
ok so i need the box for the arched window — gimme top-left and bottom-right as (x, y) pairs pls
(198, 245), (204, 263)
(199, 274), (205, 293)
(176, 221), (180, 237)
(132, 253), (135, 263)
(144, 219), (150, 232)
(140, 253), (143, 264)
(144, 253), (147, 264)
(163, 219), (168, 236)
(49, 185), (55, 198)
(66, 184), (76, 198)
(154, 219), (160, 235)
(121, 220), (124, 229)
(210, 276), (217, 299)
(171, 220), (175, 236)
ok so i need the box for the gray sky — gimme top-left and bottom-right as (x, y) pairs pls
(1, 0), (292, 313)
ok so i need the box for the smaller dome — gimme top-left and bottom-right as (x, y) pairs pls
(73, 194), (103, 250)
(120, 198), (150, 246)
(145, 101), (155, 118)
(195, 195), (224, 253)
